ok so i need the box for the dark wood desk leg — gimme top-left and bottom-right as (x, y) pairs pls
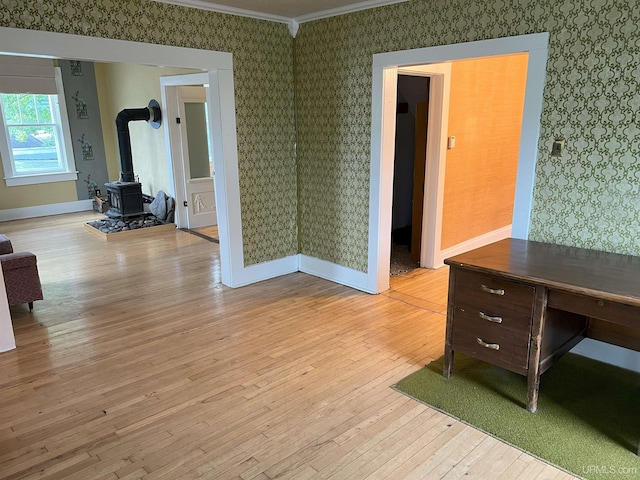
(526, 287), (548, 413)
(443, 268), (457, 379)
(443, 344), (454, 378)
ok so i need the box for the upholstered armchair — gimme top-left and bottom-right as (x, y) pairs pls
(0, 234), (44, 311)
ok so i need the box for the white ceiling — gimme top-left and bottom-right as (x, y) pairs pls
(153, 0), (408, 24)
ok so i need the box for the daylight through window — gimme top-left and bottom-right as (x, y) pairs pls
(0, 63), (77, 187)
(0, 93), (66, 175)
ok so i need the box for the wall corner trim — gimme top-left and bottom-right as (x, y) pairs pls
(288, 20), (299, 37)
(299, 255), (373, 293)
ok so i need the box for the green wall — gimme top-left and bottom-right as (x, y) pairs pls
(0, 0), (297, 267)
(3, 0), (640, 274)
(295, 0), (640, 272)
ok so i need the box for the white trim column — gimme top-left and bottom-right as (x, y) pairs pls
(0, 267), (16, 353)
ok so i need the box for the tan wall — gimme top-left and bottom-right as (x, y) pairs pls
(94, 62), (198, 196)
(441, 53), (528, 250)
(0, 178), (78, 210)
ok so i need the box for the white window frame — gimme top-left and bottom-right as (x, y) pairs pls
(0, 67), (77, 186)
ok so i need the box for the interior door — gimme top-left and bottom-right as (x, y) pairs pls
(177, 86), (217, 228)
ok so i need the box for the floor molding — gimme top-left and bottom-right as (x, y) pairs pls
(435, 225), (512, 267)
(299, 255), (372, 293)
(0, 200), (93, 222)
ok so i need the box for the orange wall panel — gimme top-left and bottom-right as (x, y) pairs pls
(441, 53), (528, 250)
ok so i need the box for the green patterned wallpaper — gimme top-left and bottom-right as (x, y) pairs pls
(4, 0), (639, 274)
(296, 0), (640, 272)
(0, 0), (298, 266)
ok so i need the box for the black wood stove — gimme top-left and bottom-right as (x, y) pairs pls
(105, 181), (144, 218)
(105, 99), (161, 218)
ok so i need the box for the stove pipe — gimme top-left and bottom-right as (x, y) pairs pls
(115, 99), (162, 182)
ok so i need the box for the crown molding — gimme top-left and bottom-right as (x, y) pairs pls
(152, 0), (291, 24)
(294, 0), (409, 24)
(152, 0), (410, 33)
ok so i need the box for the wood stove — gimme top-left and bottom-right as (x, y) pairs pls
(105, 181), (144, 218)
(105, 99), (161, 219)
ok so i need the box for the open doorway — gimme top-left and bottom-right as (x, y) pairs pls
(0, 27), (243, 289)
(367, 33), (549, 293)
(438, 54), (528, 259)
(162, 74), (218, 234)
(390, 75), (430, 277)
(390, 54), (529, 278)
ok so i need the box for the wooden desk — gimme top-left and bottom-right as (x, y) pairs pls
(443, 238), (640, 426)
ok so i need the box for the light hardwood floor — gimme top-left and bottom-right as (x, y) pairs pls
(191, 225), (218, 240)
(0, 213), (576, 480)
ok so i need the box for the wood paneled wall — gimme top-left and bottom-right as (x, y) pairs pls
(441, 53), (528, 250)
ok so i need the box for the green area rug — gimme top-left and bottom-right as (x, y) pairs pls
(393, 354), (640, 479)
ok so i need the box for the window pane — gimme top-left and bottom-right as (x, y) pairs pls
(1, 94), (21, 124)
(36, 95), (53, 123)
(9, 125), (62, 174)
(18, 94), (38, 124)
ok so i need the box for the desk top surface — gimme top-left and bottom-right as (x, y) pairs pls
(444, 238), (640, 307)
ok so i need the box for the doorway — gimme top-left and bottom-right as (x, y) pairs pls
(390, 75), (430, 277)
(367, 33), (549, 293)
(175, 85), (217, 229)
(161, 74), (219, 231)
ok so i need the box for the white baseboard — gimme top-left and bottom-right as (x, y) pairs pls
(0, 200), (93, 222)
(299, 255), (372, 293)
(435, 225), (512, 267)
(229, 254), (373, 293)
(228, 255), (299, 288)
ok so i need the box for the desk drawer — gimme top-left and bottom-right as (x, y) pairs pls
(547, 290), (638, 329)
(454, 270), (535, 309)
(454, 300), (533, 333)
(451, 306), (531, 372)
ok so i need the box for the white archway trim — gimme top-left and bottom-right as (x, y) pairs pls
(368, 33), (550, 293)
(0, 26), (244, 287)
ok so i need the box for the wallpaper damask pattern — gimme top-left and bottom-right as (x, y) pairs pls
(3, 0), (640, 274)
(0, 0), (297, 266)
(296, 0), (640, 271)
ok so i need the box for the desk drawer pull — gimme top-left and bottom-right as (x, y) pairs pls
(477, 337), (500, 350)
(479, 312), (503, 324)
(481, 284), (505, 296)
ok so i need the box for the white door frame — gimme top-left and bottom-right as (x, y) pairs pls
(0, 26), (241, 288)
(368, 33), (550, 293)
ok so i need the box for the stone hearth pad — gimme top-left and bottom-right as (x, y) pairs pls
(84, 216), (175, 241)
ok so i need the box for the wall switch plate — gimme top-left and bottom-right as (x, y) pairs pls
(551, 139), (565, 157)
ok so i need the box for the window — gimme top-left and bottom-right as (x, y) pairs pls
(0, 65), (77, 186)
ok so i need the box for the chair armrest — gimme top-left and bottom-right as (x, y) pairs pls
(0, 251), (38, 271)
(0, 234), (12, 255)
